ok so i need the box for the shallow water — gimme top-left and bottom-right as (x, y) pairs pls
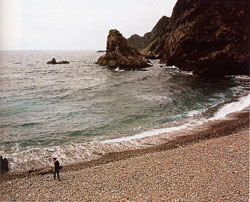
(0, 50), (249, 171)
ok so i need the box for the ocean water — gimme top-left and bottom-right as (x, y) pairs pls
(0, 50), (249, 172)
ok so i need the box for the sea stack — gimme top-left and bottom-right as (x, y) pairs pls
(96, 29), (151, 70)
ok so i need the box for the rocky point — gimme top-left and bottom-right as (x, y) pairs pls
(128, 0), (249, 77)
(96, 29), (151, 70)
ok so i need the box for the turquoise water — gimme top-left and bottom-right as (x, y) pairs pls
(0, 50), (249, 153)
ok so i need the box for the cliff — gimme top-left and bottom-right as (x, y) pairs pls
(129, 0), (249, 76)
(96, 29), (151, 70)
(127, 16), (170, 54)
(160, 0), (249, 76)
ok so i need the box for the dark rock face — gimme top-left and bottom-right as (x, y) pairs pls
(130, 0), (249, 76)
(0, 156), (9, 174)
(57, 60), (69, 64)
(47, 58), (57, 64)
(47, 58), (69, 64)
(127, 34), (148, 50)
(127, 16), (170, 58)
(158, 0), (249, 76)
(96, 29), (151, 70)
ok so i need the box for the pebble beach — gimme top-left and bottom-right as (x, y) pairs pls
(0, 109), (249, 202)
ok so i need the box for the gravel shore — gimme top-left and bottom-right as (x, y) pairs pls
(0, 110), (249, 201)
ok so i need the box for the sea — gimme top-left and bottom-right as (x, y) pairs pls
(0, 50), (249, 172)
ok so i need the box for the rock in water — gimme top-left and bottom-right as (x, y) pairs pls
(57, 60), (69, 64)
(96, 29), (151, 70)
(47, 58), (69, 64)
(0, 156), (9, 174)
(47, 58), (57, 64)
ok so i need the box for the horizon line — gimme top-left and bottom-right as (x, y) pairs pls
(0, 49), (105, 52)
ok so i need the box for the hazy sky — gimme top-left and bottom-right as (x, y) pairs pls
(0, 0), (177, 50)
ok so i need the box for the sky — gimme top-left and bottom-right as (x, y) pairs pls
(0, 0), (177, 50)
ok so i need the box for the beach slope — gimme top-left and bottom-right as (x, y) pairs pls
(0, 110), (249, 201)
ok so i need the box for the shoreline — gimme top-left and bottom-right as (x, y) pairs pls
(1, 52), (249, 176)
(0, 108), (249, 201)
(1, 107), (249, 183)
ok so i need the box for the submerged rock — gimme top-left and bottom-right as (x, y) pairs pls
(0, 156), (9, 174)
(97, 50), (106, 53)
(57, 60), (69, 64)
(96, 29), (151, 70)
(47, 58), (69, 64)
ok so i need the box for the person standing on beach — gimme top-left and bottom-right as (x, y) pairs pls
(53, 158), (60, 181)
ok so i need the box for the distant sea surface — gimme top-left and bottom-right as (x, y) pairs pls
(0, 50), (249, 171)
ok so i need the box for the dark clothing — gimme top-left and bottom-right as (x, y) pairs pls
(54, 169), (60, 180)
(0, 156), (9, 174)
(54, 160), (60, 171)
(54, 160), (60, 180)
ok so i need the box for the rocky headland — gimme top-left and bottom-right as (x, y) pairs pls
(127, 16), (170, 58)
(128, 0), (249, 76)
(96, 29), (151, 70)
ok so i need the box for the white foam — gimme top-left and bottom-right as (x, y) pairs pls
(187, 109), (204, 117)
(166, 65), (178, 69)
(114, 67), (124, 72)
(2, 92), (250, 172)
(210, 93), (250, 120)
(102, 123), (192, 143)
(180, 70), (193, 76)
(103, 93), (250, 144)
